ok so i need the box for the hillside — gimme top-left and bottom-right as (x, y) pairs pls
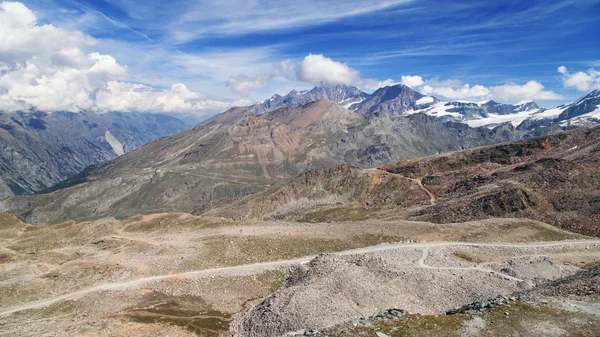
(209, 126), (600, 237)
(0, 99), (519, 225)
(0, 110), (187, 198)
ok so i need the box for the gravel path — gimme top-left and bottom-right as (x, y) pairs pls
(417, 248), (526, 282)
(2, 239), (598, 317)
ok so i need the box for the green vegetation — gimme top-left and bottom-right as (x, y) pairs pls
(324, 301), (599, 337)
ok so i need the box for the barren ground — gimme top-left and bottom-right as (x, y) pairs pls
(1, 212), (599, 336)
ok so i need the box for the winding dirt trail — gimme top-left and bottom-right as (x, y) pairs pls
(406, 177), (437, 205)
(380, 169), (436, 205)
(417, 248), (526, 282)
(1, 240), (598, 317)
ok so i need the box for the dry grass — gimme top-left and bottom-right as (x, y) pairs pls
(452, 250), (484, 263)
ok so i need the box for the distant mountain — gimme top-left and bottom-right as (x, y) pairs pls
(407, 100), (542, 128)
(0, 99), (520, 225)
(248, 83), (369, 114)
(246, 83), (600, 132)
(0, 110), (187, 199)
(350, 84), (440, 115)
(408, 91), (600, 132)
(517, 90), (600, 136)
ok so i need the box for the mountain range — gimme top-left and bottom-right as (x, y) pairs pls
(209, 125), (600, 237)
(0, 98), (518, 225)
(0, 110), (188, 198)
(253, 83), (600, 130)
(1, 83), (599, 225)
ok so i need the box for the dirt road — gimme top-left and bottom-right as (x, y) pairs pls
(2, 239), (598, 316)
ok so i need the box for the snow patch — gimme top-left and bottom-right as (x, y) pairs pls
(579, 104), (600, 119)
(407, 102), (463, 118)
(465, 109), (540, 128)
(104, 130), (125, 156)
(530, 106), (567, 120)
(341, 98), (365, 109)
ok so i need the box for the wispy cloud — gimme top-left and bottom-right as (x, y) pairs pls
(67, 0), (153, 41)
(169, 0), (412, 41)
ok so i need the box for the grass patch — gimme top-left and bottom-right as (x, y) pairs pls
(322, 301), (599, 337)
(123, 214), (231, 232)
(452, 250), (483, 263)
(190, 233), (406, 269)
(297, 207), (377, 223)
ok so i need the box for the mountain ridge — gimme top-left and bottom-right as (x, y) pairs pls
(0, 110), (188, 199)
(0, 99), (521, 225)
(245, 83), (599, 131)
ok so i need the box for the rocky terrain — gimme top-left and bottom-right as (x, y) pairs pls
(209, 126), (600, 237)
(409, 89), (600, 131)
(0, 110), (188, 198)
(258, 83), (600, 132)
(0, 126), (599, 337)
(0, 211), (598, 337)
(1, 85), (599, 337)
(248, 83), (369, 114)
(231, 241), (600, 337)
(350, 84), (439, 116)
(0, 99), (520, 225)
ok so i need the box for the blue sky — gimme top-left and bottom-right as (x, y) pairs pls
(4, 0), (600, 113)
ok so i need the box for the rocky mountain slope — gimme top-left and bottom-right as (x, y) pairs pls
(211, 126), (600, 237)
(248, 83), (369, 114)
(410, 90), (600, 131)
(350, 84), (440, 115)
(0, 110), (187, 199)
(248, 82), (599, 133)
(0, 99), (521, 225)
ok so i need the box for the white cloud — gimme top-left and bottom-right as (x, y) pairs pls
(95, 82), (242, 114)
(361, 78), (399, 91)
(173, 0), (410, 41)
(297, 54), (360, 86)
(0, 1), (235, 115)
(490, 81), (562, 101)
(227, 74), (273, 96)
(228, 54), (390, 95)
(420, 84), (491, 100)
(558, 66), (600, 92)
(273, 59), (298, 80)
(226, 59), (299, 96)
(0, 2), (94, 65)
(403, 74), (561, 102)
(400, 75), (424, 88)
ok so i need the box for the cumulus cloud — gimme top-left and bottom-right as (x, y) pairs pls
(402, 73), (561, 102)
(558, 66), (600, 92)
(297, 54), (360, 86)
(400, 75), (424, 88)
(490, 81), (562, 101)
(420, 83), (491, 100)
(228, 54), (389, 95)
(95, 82), (239, 113)
(0, 1), (232, 115)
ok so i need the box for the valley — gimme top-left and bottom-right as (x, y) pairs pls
(0, 89), (599, 336)
(2, 1), (600, 335)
